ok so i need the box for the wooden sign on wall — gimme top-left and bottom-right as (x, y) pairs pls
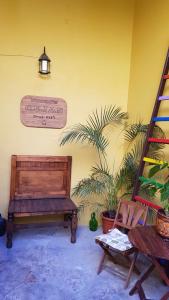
(20, 95), (67, 129)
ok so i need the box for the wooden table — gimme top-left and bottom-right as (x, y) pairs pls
(128, 226), (169, 300)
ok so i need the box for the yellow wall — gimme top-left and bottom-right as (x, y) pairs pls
(128, 0), (169, 124)
(0, 0), (134, 223)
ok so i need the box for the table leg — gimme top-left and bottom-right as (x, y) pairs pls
(150, 257), (169, 300)
(151, 257), (169, 286)
(135, 282), (147, 300)
(161, 291), (169, 300)
(129, 263), (154, 296)
(71, 210), (77, 243)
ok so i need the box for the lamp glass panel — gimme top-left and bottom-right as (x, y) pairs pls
(41, 60), (48, 72)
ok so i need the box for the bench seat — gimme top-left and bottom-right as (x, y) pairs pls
(9, 198), (77, 215)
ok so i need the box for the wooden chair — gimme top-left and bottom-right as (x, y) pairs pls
(95, 199), (148, 288)
(6, 155), (78, 248)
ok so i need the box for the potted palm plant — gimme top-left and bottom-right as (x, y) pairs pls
(60, 105), (165, 233)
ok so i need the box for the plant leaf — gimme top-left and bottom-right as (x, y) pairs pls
(60, 105), (128, 155)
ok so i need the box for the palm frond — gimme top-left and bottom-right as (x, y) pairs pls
(152, 125), (166, 139)
(124, 123), (165, 145)
(148, 125), (166, 154)
(87, 105), (128, 132)
(124, 139), (144, 166)
(60, 123), (108, 153)
(124, 122), (165, 163)
(117, 150), (138, 191)
(91, 164), (114, 189)
(119, 123), (165, 194)
(60, 105), (128, 154)
(60, 124), (92, 145)
(124, 122), (148, 142)
(72, 177), (106, 198)
(147, 147), (164, 160)
(148, 142), (165, 155)
(91, 163), (111, 179)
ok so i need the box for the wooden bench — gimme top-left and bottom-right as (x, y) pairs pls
(6, 155), (78, 248)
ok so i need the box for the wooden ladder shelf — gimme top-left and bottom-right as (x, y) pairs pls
(132, 48), (169, 209)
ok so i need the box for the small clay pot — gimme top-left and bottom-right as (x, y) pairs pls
(156, 210), (169, 239)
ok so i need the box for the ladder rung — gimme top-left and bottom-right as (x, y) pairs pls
(163, 74), (169, 79)
(153, 116), (169, 122)
(148, 137), (169, 144)
(134, 196), (161, 210)
(143, 157), (166, 165)
(158, 96), (169, 100)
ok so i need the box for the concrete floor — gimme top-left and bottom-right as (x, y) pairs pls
(0, 225), (168, 300)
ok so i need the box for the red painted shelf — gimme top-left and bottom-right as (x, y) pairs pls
(148, 137), (169, 144)
(163, 74), (169, 79)
(135, 196), (161, 210)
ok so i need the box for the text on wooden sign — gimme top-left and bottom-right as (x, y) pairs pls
(20, 95), (67, 129)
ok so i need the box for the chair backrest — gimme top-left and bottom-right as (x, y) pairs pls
(113, 199), (148, 230)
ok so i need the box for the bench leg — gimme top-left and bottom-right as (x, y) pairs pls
(71, 210), (77, 243)
(6, 213), (14, 248)
(64, 213), (71, 228)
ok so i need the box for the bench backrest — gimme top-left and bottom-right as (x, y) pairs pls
(10, 155), (72, 201)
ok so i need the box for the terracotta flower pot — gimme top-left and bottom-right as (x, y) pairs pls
(101, 210), (116, 234)
(156, 211), (169, 238)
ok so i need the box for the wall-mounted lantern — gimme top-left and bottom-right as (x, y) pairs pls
(39, 47), (51, 74)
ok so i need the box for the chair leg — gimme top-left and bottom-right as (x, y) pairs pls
(125, 254), (140, 275)
(71, 210), (78, 243)
(6, 213), (14, 248)
(125, 251), (138, 289)
(97, 252), (106, 275)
